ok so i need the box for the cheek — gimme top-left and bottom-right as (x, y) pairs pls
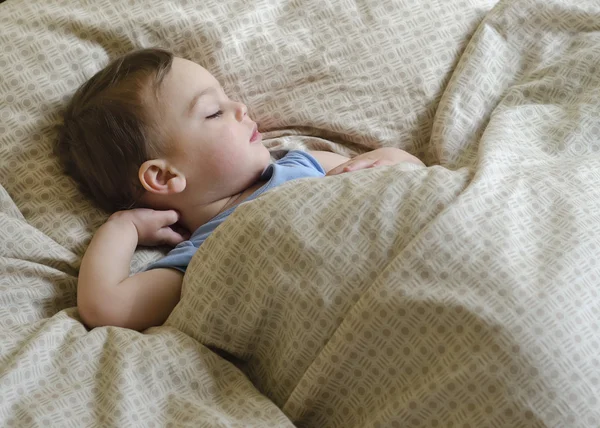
(220, 125), (240, 145)
(188, 125), (248, 179)
(205, 143), (243, 177)
(213, 126), (245, 158)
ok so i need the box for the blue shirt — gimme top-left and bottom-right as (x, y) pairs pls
(146, 150), (325, 273)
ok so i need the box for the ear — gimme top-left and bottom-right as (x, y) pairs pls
(138, 159), (187, 195)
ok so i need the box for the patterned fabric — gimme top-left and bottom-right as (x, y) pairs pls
(5, 0), (599, 426)
(167, 1), (600, 427)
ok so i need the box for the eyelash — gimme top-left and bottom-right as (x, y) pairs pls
(206, 110), (223, 119)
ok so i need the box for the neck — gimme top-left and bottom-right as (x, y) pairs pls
(175, 195), (232, 233)
(175, 181), (265, 234)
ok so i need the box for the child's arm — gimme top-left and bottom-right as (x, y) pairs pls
(326, 147), (424, 175)
(77, 209), (187, 331)
(308, 150), (350, 173)
(309, 148), (424, 176)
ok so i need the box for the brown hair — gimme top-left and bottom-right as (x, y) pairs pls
(57, 48), (174, 211)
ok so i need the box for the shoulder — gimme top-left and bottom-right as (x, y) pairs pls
(305, 150), (350, 174)
(275, 150), (325, 173)
(256, 150), (326, 191)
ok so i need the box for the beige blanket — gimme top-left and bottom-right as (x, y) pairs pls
(168, 0), (600, 427)
(3, 0), (600, 426)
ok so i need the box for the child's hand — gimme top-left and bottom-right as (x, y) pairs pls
(326, 147), (424, 176)
(108, 209), (191, 247)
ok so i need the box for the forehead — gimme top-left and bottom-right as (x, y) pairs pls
(168, 57), (218, 87)
(154, 57), (220, 119)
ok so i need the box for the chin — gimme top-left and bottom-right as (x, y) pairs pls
(257, 146), (271, 165)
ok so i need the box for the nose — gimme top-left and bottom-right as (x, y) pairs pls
(234, 102), (247, 122)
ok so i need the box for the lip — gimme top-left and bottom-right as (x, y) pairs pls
(250, 126), (261, 143)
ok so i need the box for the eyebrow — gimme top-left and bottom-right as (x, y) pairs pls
(187, 86), (218, 114)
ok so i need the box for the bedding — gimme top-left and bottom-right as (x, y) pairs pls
(169, 0), (600, 426)
(1, 0), (599, 427)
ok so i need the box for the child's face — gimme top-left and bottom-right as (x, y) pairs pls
(158, 57), (270, 202)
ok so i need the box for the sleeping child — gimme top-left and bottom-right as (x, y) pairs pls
(58, 48), (425, 331)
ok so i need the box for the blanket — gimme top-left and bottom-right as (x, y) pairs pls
(166, 0), (600, 427)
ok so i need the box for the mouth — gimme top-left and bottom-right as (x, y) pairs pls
(250, 125), (261, 143)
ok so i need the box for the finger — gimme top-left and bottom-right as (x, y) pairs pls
(326, 159), (350, 176)
(157, 210), (180, 227)
(327, 160), (356, 176)
(157, 227), (188, 246)
(326, 163), (346, 176)
(368, 159), (393, 168)
(327, 158), (375, 176)
(327, 159), (356, 175)
(171, 223), (191, 240)
(343, 158), (376, 171)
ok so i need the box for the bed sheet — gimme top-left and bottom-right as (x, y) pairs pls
(1, 0), (502, 426)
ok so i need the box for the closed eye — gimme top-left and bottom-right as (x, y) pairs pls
(206, 110), (222, 119)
